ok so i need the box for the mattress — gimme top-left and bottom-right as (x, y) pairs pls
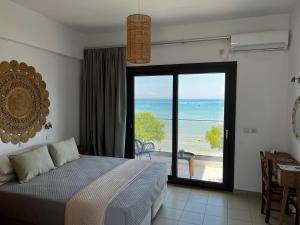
(0, 155), (168, 225)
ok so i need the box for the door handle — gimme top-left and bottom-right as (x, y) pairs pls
(225, 130), (229, 140)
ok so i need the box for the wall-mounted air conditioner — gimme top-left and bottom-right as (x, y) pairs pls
(230, 31), (289, 52)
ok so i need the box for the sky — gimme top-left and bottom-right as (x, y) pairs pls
(135, 73), (225, 100)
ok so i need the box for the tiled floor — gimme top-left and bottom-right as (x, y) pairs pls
(152, 184), (295, 225)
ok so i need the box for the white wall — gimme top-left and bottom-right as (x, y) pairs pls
(0, 0), (83, 154)
(231, 51), (289, 191)
(86, 14), (290, 192)
(0, 0), (86, 59)
(0, 39), (81, 154)
(289, 2), (300, 160)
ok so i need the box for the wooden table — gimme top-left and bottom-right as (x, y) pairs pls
(178, 152), (195, 178)
(267, 152), (300, 225)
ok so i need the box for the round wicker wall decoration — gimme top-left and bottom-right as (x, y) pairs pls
(0, 60), (50, 144)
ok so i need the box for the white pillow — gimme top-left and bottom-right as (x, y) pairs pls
(48, 138), (80, 167)
(9, 146), (55, 183)
(0, 174), (16, 185)
(0, 145), (43, 175)
(0, 156), (13, 175)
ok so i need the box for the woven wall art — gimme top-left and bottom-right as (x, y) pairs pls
(0, 60), (50, 144)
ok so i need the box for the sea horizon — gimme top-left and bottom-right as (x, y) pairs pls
(135, 98), (224, 101)
(134, 98), (224, 156)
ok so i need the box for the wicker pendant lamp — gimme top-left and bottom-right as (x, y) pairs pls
(127, 0), (151, 64)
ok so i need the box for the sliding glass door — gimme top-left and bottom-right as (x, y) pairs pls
(134, 75), (173, 175)
(177, 73), (225, 183)
(126, 62), (236, 190)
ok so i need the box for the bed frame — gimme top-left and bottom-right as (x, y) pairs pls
(1, 185), (167, 225)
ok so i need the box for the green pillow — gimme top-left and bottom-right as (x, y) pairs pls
(48, 138), (79, 167)
(9, 146), (55, 183)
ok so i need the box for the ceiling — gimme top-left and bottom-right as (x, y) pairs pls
(11, 0), (297, 33)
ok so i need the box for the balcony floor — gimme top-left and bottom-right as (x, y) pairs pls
(137, 151), (223, 183)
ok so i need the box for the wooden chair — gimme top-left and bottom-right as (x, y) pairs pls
(260, 151), (286, 222)
(260, 151), (299, 224)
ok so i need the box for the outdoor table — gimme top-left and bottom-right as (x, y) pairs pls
(178, 152), (195, 178)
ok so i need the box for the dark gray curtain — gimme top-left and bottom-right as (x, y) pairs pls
(80, 47), (127, 157)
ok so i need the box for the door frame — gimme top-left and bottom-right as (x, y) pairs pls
(126, 62), (237, 191)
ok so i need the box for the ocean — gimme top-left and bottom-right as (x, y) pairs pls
(135, 99), (224, 156)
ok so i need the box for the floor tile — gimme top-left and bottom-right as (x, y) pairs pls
(205, 205), (227, 218)
(227, 194), (248, 204)
(168, 185), (192, 194)
(249, 210), (266, 224)
(190, 188), (210, 197)
(203, 215), (227, 225)
(188, 194), (208, 204)
(168, 190), (190, 200)
(228, 208), (251, 222)
(179, 211), (204, 225)
(207, 196), (228, 207)
(178, 222), (199, 225)
(208, 192), (229, 200)
(248, 202), (261, 213)
(184, 201), (206, 213)
(165, 196), (187, 210)
(157, 184), (297, 225)
(247, 195), (260, 205)
(228, 198), (249, 210)
(267, 214), (294, 225)
(157, 207), (183, 220)
(250, 208), (287, 225)
(228, 219), (252, 225)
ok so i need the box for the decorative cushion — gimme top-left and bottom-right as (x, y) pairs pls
(9, 146), (55, 183)
(48, 138), (80, 167)
(0, 156), (13, 175)
(0, 145), (42, 176)
(0, 174), (16, 185)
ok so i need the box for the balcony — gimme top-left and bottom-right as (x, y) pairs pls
(135, 118), (224, 183)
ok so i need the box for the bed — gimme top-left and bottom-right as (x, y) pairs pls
(0, 155), (168, 225)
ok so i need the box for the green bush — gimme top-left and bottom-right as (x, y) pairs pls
(135, 112), (165, 142)
(205, 125), (224, 150)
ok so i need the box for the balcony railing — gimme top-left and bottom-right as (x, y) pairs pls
(135, 117), (223, 122)
(135, 117), (224, 157)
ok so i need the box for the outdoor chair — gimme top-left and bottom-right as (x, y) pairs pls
(135, 139), (155, 159)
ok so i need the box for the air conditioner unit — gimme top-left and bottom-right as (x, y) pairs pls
(230, 31), (289, 52)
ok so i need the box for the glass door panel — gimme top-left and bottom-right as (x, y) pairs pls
(134, 75), (173, 175)
(177, 73), (225, 182)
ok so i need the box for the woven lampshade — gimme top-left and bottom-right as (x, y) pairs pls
(127, 14), (151, 64)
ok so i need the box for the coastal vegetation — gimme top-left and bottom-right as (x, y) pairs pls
(205, 125), (224, 150)
(135, 112), (165, 142)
